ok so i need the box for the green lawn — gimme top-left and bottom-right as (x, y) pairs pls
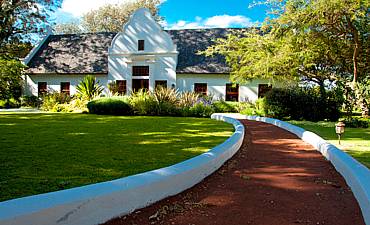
(289, 120), (370, 168)
(0, 113), (234, 202)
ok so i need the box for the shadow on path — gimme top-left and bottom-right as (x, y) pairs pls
(104, 120), (365, 225)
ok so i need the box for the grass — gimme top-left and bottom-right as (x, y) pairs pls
(288, 120), (370, 168)
(0, 113), (234, 202)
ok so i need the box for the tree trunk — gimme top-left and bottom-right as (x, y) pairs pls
(347, 18), (360, 84)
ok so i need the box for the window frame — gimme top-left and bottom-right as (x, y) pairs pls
(116, 80), (127, 95)
(138, 40), (145, 51)
(226, 83), (239, 102)
(194, 83), (207, 96)
(155, 80), (167, 89)
(132, 66), (149, 76)
(60, 82), (70, 96)
(38, 82), (47, 96)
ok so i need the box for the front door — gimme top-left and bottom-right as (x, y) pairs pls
(132, 79), (149, 92)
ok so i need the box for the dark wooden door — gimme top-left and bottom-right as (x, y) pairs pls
(132, 79), (149, 92)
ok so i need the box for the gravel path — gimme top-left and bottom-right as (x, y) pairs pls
(104, 120), (365, 225)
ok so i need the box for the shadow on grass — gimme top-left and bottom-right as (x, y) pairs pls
(0, 113), (234, 202)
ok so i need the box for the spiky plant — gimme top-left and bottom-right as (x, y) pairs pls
(179, 91), (199, 107)
(154, 86), (178, 105)
(76, 75), (104, 101)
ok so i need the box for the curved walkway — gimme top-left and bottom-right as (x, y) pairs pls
(104, 120), (365, 225)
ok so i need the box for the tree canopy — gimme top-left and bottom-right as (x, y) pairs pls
(53, 0), (161, 34)
(203, 0), (369, 87)
(0, 0), (62, 45)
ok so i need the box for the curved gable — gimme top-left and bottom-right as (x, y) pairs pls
(109, 8), (176, 54)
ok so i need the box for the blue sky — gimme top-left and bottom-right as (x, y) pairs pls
(53, 0), (268, 29)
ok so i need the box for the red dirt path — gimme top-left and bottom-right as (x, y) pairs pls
(104, 120), (365, 225)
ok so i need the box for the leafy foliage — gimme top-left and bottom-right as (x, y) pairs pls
(0, 57), (25, 101)
(53, 22), (83, 34)
(343, 117), (369, 128)
(40, 92), (71, 112)
(203, 0), (369, 89)
(87, 97), (132, 115)
(178, 91), (199, 108)
(264, 87), (344, 121)
(76, 75), (104, 101)
(0, 0), (62, 44)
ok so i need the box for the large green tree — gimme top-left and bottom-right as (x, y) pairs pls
(203, 0), (369, 87)
(0, 0), (62, 44)
(0, 0), (61, 101)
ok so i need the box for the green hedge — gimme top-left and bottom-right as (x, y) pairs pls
(87, 97), (132, 115)
(264, 87), (343, 121)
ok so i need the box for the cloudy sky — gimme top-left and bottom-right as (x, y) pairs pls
(53, 0), (268, 29)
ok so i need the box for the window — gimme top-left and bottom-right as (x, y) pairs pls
(38, 82), (47, 96)
(132, 79), (149, 92)
(132, 66), (149, 76)
(138, 40), (145, 51)
(116, 80), (126, 95)
(155, 80), (167, 89)
(258, 84), (272, 98)
(226, 83), (239, 102)
(61, 82), (70, 96)
(194, 83), (207, 96)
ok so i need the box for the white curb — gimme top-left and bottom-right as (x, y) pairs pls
(0, 115), (244, 225)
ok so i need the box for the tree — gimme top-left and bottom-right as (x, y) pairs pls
(81, 0), (161, 33)
(203, 0), (369, 89)
(53, 22), (83, 34)
(0, 0), (62, 45)
(0, 57), (25, 100)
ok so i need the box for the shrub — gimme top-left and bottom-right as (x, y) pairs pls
(87, 97), (132, 115)
(239, 100), (266, 116)
(264, 87), (343, 121)
(0, 98), (20, 109)
(153, 87), (179, 115)
(212, 101), (238, 113)
(0, 100), (6, 108)
(40, 92), (71, 112)
(21, 96), (42, 108)
(129, 89), (157, 115)
(179, 91), (199, 107)
(343, 117), (369, 128)
(76, 75), (104, 101)
(187, 103), (215, 118)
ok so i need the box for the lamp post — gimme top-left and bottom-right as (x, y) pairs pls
(335, 122), (345, 145)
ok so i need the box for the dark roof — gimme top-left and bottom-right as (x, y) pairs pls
(27, 28), (244, 74)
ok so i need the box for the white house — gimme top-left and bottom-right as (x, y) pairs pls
(23, 8), (272, 102)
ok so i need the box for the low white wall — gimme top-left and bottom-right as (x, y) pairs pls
(214, 113), (370, 225)
(0, 115), (244, 225)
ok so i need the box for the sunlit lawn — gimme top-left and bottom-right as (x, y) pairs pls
(289, 120), (370, 168)
(0, 113), (234, 201)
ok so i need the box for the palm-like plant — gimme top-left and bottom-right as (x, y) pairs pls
(76, 75), (104, 101)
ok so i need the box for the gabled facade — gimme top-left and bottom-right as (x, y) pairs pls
(24, 8), (272, 102)
(108, 8), (178, 93)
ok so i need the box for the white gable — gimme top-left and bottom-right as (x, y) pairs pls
(109, 8), (177, 54)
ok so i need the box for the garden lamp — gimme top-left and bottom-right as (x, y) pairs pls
(335, 122), (345, 145)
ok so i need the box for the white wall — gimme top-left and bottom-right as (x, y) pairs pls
(108, 8), (178, 93)
(177, 74), (269, 102)
(24, 74), (108, 96)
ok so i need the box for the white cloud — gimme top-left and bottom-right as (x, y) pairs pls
(165, 15), (255, 30)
